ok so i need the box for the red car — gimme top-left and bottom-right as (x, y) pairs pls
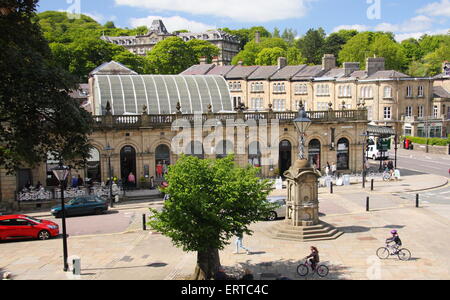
(0, 215), (60, 241)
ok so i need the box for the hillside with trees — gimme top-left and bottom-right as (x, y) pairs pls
(35, 11), (450, 82)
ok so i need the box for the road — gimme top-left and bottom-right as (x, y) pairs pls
(389, 149), (450, 177)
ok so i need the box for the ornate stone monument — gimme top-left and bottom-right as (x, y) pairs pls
(269, 106), (343, 241)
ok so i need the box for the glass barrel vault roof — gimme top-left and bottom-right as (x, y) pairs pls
(93, 75), (233, 115)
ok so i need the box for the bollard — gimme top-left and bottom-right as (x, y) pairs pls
(371, 179), (374, 191)
(330, 182), (334, 194)
(366, 197), (370, 212)
(72, 258), (81, 276)
(143, 214), (147, 231)
(416, 194), (419, 208)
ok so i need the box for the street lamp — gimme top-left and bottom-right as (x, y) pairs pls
(52, 162), (71, 272)
(293, 104), (312, 160)
(104, 144), (114, 208)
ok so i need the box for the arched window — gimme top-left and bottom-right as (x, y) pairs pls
(308, 139), (321, 169)
(185, 141), (204, 159)
(337, 138), (350, 170)
(87, 148), (101, 183)
(155, 145), (171, 178)
(216, 140), (234, 159)
(120, 146), (137, 188)
(248, 141), (262, 167)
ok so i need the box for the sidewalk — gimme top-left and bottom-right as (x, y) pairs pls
(270, 173), (448, 198)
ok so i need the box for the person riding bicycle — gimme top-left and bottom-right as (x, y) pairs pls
(386, 230), (402, 254)
(305, 246), (320, 271)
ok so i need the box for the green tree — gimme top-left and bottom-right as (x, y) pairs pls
(369, 34), (407, 71)
(281, 28), (298, 45)
(148, 155), (274, 280)
(323, 30), (358, 62)
(286, 47), (306, 65)
(231, 37), (288, 65)
(297, 28), (326, 64)
(255, 47), (286, 65)
(186, 39), (220, 63)
(0, 0), (93, 173)
(146, 37), (197, 74)
(273, 27), (280, 38)
(113, 51), (148, 74)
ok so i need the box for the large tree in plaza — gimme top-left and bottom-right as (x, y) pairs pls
(148, 155), (275, 280)
(0, 0), (93, 173)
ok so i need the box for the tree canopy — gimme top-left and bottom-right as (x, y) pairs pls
(148, 155), (274, 279)
(0, 0), (93, 173)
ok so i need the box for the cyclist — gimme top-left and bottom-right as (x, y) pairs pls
(304, 246), (320, 271)
(386, 230), (402, 254)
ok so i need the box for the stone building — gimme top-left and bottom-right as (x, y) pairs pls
(182, 54), (439, 137)
(0, 62), (367, 210)
(101, 19), (241, 65)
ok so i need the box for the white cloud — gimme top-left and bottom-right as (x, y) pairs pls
(130, 16), (215, 33)
(332, 24), (370, 33)
(84, 12), (117, 24)
(417, 0), (450, 17)
(374, 15), (433, 33)
(394, 29), (449, 42)
(115, 0), (315, 22)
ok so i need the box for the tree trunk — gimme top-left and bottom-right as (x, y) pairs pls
(191, 248), (221, 280)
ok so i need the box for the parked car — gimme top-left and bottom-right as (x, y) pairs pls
(266, 196), (287, 221)
(0, 215), (59, 241)
(51, 196), (109, 218)
(366, 145), (389, 160)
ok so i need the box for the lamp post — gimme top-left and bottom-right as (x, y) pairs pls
(104, 145), (114, 208)
(52, 162), (71, 272)
(293, 104), (312, 161)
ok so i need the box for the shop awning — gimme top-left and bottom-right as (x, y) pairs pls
(367, 125), (396, 136)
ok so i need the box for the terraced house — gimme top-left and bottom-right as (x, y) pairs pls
(182, 54), (448, 138)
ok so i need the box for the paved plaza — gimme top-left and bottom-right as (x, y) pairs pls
(1, 173), (449, 280)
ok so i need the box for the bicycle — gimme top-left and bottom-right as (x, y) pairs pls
(296, 259), (329, 277)
(376, 243), (411, 261)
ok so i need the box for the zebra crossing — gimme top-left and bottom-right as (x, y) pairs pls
(393, 186), (450, 205)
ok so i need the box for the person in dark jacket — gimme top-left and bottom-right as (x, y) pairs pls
(305, 246), (320, 271)
(241, 269), (254, 280)
(386, 230), (402, 253)
(214, 266), (228, 280)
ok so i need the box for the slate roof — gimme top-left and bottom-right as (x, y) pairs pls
(206, 65), (235, 76)
(181, 64), (216, 75)
(270, 65), (306, 81)
(247, 66), (279, 80)
(292, 65), (325, 80)
(433, 86), (450, 99)
(365, 70), (410, 80)
(224, 66), (259, 80)
(90, 61), (138, 76)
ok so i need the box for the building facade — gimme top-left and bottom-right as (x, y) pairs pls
(0, 62), (367, 210)
(101, 19), (241, 65)
(182, 54), (444, 138)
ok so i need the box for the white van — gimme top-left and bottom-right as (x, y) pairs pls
(366, 145), (389, 160)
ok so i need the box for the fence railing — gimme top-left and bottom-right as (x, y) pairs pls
(16, 186), (124, 203)
(93, 109), (368, 129)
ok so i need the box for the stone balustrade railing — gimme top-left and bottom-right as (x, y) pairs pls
(93, 109), (368, 129)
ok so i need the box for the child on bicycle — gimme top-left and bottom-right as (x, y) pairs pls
(386, 230), (402, 253)
(305, 246), (320, 271)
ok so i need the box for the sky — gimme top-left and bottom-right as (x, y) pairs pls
(37, 0), (450, 41)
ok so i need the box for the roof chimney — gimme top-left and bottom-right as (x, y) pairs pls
(322, 54), (336, 71)
(343, 62), (360, 76)
(255, 31), (261, 44)
(277, 57), (287, 70)
(366, 57), (385, 76)
(199, 56), (207, 65)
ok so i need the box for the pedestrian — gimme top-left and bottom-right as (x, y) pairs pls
(331, 163), (337, 177)
(241, 269), (254, 280)
(214, 266), (228, 280)
(234, 233), (251, 255)
(71, 176), (78, 188)
(128, 172), (136, 188)
(77, 175), (84, 187)
(112, 182), (120, 203)
(325, 162), (330, 176)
